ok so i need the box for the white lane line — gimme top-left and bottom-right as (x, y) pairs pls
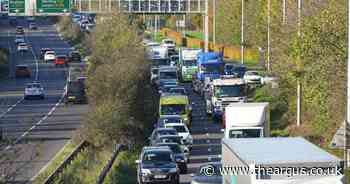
(0, 98), (24, 118)
(5, 93), (65, 151)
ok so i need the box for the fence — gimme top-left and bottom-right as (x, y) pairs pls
(160, 28), (259, 62)
(43, 141), (89, 184)
(96, 144), (126, 184)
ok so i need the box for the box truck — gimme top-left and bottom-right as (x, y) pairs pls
(222, 137), (344, 184)
(223, 103), (269, 138)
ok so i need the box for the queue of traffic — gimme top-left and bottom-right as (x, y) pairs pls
(137, 38), (345, 184)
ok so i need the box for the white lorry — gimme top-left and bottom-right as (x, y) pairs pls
(223, 102), (269, 138)
(221, 137), (344, 184)
(204, 76), (247, 122)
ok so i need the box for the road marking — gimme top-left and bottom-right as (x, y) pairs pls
(0, 98), (24, 118)
(5, 93), (65, 151)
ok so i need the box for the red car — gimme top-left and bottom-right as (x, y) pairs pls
(54, 55), (68, 67)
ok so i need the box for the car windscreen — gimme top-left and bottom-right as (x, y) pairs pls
(161, 104), (186, 115)
(183, 60), (197, 66)
(159, 137), (182, 144)
(157, 129), (177, 136)
(167, 125), (187, 133)
(160, 117), (182, 124)
(67, 81), (84, 94)
(214, 85), (245, 97)
(229, 129), (261, 138)
(143, 151), (172, 163)
(159, 71), (177, 79)
(27, 84), (41, 88)
(169, 88), (185, 95)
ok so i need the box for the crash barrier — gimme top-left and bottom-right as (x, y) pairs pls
(160, 28), (259, 62)
(43, 141), (89, 184)
(96, 144), (126, 184)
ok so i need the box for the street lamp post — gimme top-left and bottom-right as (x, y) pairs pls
(345, 0), (350, 169)
(297, 0), (302, 127)
(213, 0), (216, 44)
(267, 0), (271, 71)
(204, 0), (209, 52)
(240, 0), (245, 64)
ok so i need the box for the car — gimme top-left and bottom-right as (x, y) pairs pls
(16, 26), (24, 34)
(29, 22), (37, 30)
(24, 82), (45, 100)
(44, 50), (56, 62)
(136, 146), (180, 184)
(40, 48), (52, 59)
(156, 143), (188, 174)
(224, 63), (246, 78)
(159, 84), (178, 94)
(168, 87), (187, 96)
(14, 35), (25, 44)
(155, 115), (183, 128)
(68, 51), (81, 63)
(71, 14), (82, 23)
(17, 43), (29, 52)
(54, 55), (68, 67)
(164, 123), (193, 149)
(190, 162), (222, 184)
(243, 70), (262, 84)
(154, 135), (189, 153)
(150, 67), (159, 84)
(170, 55), (179, 66)
(15, 65), (31, 78)
(26, 16), (35, 22)
(161, 39), (176, 51)
(149, 128), (178, 145)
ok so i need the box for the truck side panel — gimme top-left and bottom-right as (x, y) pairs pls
(222, 141), (252, 184)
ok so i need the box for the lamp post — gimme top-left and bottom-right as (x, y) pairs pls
(240, 0), (245, 64)
(345, 0), (350, 169)
(296, 0), (302, 127)
(213, 0), (216, 44)
(204, 0), (209, 52)
(267, 0), (270, 71)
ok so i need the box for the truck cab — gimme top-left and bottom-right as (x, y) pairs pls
(178, 48), (202, 82)
(159, 94), (192, 127)
(156, 66), (178, 87)
(205, 76), (247, 121)
(223, 103), (269, 139)
(193, 52), (224, 95)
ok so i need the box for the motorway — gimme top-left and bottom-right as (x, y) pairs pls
(179, 85), (223, 183)
(0, 17), (87, 183)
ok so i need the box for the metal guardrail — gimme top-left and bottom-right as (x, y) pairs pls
(96, 144), (125, 184)
(43, 140), (89, 184)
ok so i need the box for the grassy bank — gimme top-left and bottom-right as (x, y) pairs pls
(33, 141), (77, 184)
(0, 48), (9, 79)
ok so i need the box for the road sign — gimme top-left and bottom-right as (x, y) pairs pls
(9, 0), (24, 14)
(36, 0), (70, 14)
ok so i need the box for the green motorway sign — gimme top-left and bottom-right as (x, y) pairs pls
(36, 0), (70, 14)
(9, 0), (24, 14)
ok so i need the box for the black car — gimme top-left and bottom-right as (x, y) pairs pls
(136, 146), (180, 184)
(224, 63), (246, 78)
(16, 26), (24, 34)
(156, 143), (188, 174)
(191, 162), (222, 184)
(68, 51), (82, 63)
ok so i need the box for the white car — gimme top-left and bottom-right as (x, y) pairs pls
(164, 123), (193, 149)
(44, 50), (56, 62)
(15, 36), (25, 44)
(24, 82), (45, 99)
(161, 39), (176, 48)
(244, 71), (262, 84)
(17, 43), (29, 52)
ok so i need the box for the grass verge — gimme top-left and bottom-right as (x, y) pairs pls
(103, 150), (138, 184)
(32, 140), (77, 184)
(0, 48), (9, 79)
(53, 146), (112, 183)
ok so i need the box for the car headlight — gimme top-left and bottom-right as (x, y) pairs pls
(183, 117), (188, 122)
(176, 157), (185, 162)
(141, 169), (152, 176)
(169, 168), (178, 173)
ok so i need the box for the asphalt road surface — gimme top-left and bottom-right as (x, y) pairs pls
(179, 84), (223, 184)
(0, 17), (87, 183)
